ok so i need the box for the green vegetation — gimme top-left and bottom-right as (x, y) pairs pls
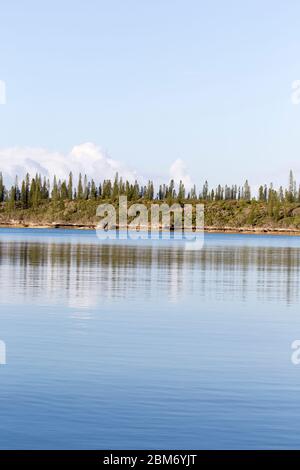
(1, 170), (300, 231)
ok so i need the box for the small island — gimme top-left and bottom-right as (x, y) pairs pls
(1, 171), (300, 235)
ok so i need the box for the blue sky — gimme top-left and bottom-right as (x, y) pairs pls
(0, 0), (300, 189)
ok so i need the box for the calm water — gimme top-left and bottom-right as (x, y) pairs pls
(1, 228), (300, 449)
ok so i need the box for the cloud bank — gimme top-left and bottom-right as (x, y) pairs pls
(169, 158), (194, 189)
(0, 142), (139, 185)
(1, 143), (295, 195)
(0, 142), (194, 191)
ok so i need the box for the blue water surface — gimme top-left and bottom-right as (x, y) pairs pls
(0, 228), (300, 449)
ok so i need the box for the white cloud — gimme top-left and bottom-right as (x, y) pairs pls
(0, 142), (138, 185)
(0, 143), (195, 193)
(169, 158), (193, 189)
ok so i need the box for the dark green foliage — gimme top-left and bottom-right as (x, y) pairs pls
(0, 171), (299, 216)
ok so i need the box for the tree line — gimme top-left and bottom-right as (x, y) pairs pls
(0, 170), (299, 209)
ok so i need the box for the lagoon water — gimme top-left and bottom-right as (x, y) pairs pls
(1, 228), (300, 449)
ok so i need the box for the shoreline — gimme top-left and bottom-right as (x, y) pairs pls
(1, 222), (300, 236)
